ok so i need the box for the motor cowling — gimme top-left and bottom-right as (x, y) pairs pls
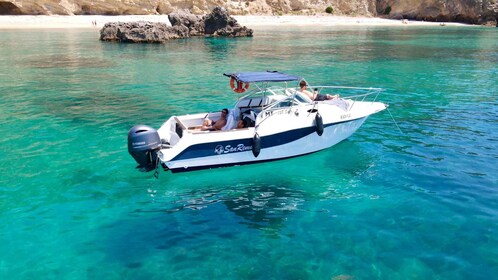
(128, 125), (160, 172)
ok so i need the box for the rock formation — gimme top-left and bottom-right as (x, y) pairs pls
(99, 22), (189, 43)
(1, 0), (497, 26)
(100, 7), (253, 43)
(168, 9), (205, 36)
(376, 0), (498, 25)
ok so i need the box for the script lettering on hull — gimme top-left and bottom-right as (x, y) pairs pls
(214, 144), (252, 155)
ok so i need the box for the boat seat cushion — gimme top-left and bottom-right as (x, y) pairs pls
(237, 99), (252, 107)
(237, 97), (270, 110)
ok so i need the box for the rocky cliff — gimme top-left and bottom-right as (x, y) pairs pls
(377, 0), (497, 24)
(1, 0), (497, 25)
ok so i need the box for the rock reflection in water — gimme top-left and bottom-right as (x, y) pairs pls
(167, 184), (306, 231)
(224, 185), (305, 230)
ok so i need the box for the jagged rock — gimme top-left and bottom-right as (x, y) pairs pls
(213, 26), (254, 37)
(99, 7), (253, 43)
(168, 9), (204, 36)
(169, 7), (253, 37)
(203, 6), (253, 37)
(99, 21), (189, 43)
(203, 6), (233, 34)
(168, 9), (202, 29)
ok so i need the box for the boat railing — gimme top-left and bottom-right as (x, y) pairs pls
(311, 86), (383, 110)
(312, 86), (383, 100)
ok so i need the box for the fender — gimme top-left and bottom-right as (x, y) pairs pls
(252, 133), (261, 157)
(315, 112), (324, 136)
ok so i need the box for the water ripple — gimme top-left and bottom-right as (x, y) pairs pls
(0, 27), (497, 279)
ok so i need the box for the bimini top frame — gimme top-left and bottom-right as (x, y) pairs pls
(223, 71), (301, 83)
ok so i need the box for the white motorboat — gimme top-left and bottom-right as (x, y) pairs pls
(127, 71), (387, 174)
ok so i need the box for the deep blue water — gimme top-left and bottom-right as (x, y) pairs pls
(0, 25), (497, 279)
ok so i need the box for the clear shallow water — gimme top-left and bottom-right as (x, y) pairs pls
(0, 26), (497, 279)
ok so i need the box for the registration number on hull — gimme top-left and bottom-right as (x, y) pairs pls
(340, 113), (351, 120)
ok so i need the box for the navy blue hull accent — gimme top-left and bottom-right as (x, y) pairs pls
(170, 117), (362, 162)
(172, 138), (254, 161)
(168, 149), (322, 173)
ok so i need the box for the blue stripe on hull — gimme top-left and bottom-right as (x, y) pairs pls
(168, 149), (321, 173)
(170, 118), (361, 162)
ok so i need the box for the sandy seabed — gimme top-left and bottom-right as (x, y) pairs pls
(0, 14), (470, 29)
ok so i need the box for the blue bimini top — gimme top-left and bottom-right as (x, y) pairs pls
(223, 71), (301, 83)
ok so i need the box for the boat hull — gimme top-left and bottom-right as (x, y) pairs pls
(160, 116), (368, 173)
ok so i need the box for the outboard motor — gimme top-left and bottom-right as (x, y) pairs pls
(128, 125), (161, 172)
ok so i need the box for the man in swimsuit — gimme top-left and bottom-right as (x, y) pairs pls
(237, 109), (256, 128)
(299, 80), (339, 101)
(201, 108), (228, 131)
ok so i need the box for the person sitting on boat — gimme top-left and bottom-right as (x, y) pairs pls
(237, 109), (256, 128)
(201, 108), (228, 131)
(299, 80), (339, 101)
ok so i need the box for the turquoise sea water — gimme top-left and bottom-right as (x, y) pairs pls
(0, 25), (497, 279)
